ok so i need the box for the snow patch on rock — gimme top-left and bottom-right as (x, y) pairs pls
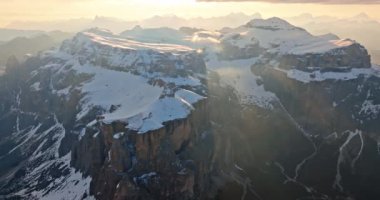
(359, 100), (380, 120)
(207, 56), (276, 109)
(274, 67), (378, 83)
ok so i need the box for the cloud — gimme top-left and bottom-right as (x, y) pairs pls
(197, 0), (380, 4)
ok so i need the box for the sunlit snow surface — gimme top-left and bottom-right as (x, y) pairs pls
(73, 63), (164, 122)
(41, 29), (205, 134)
(222, 17), (355, 55)
(81, 31), (193, 53)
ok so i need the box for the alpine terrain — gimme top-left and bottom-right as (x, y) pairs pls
(0, 17), (379, 200)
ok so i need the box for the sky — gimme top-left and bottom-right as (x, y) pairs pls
(0, 0), (380, 27)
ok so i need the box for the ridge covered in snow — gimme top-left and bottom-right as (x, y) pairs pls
(66, 28), (193, 53)
(221, 17), (357, 55)
(274, 66), (380, 83)
(39, 29), (207, 134)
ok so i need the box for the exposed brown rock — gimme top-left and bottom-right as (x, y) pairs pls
(72, 100), (213, 200)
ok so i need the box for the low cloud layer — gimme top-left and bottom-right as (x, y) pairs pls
(197, 0), (380, 4)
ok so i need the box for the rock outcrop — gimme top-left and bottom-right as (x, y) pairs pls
(218, 18), (371, 70)
(275, 42), (371, 70)
(72, 99), (213, 200)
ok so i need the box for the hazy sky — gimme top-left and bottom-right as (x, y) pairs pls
(0, 0), (379, 27)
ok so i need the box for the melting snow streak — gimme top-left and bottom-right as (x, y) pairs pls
(333, 130), (363, 192)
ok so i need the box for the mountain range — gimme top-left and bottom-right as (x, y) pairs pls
(0, 31), (73, 75)
(3, 12), (380, 65)
(0, 17), (379, 200)
(5, 13), (262, 33)
(286, 13), (380, 64)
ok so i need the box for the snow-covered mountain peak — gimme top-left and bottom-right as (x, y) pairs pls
(74, 29), (193, 53)
(220, 17), (366, 57)
(0, 25), (209, 200)
(39, 30), (207, 134)
(245, 17), (302, 31)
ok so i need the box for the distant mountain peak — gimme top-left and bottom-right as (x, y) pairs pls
(318, 33), (340, 40)
(84, 27), (114, 37)
(245, 17), (297, 30)
(225, 12), (261, 19)
(299, 13), (313, 19)
(132, 25), (143, 31)
(353, 12), (370, 19)
(220, 16), (368, 60)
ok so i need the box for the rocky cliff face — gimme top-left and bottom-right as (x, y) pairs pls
(0, 55), (92, 200)
(205, 56), (380, 200)
(275, 42), (371, 70)
(250, 65), (380, 199)
(72, 99), (212, 200)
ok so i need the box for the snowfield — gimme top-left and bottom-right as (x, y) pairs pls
(73, 63), (164, 122)
(221, 17), (356, 55)
(42, 29), (206, 134)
